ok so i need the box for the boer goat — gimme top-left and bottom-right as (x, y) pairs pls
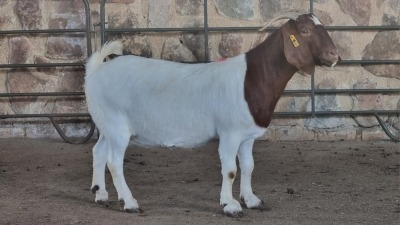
(85, 12), (340, 217)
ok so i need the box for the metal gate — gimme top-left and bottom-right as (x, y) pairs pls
(0, 0), (94, 143)
(1, 0), (399, 142)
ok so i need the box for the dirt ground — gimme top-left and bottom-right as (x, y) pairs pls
(0, 138), (399, 225)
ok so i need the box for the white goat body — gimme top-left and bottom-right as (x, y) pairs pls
(85, 43), (264, 148)
(85, 41), (265, 216)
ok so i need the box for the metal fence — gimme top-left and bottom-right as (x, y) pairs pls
(0, 0), (94, 143)
(0, 0), (399, 142)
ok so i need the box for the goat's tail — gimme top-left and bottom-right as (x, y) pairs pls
(85, 40), (123, 76)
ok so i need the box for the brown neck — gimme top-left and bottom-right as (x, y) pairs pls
(244, 29), (298, 128)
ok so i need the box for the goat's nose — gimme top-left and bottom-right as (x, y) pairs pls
(329, 49), (339, 57)
(329, 49), (341, 64)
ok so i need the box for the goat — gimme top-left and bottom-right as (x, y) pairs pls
(84, 12), (340, 217)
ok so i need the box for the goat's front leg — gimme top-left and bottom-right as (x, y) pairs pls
(218, 135), (242, 217)
(238, 139), (264, 209)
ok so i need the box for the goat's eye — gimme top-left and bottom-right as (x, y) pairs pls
(301, 30), (309, 36)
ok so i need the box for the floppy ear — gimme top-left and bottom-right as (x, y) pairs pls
(282, 20), (315, 75)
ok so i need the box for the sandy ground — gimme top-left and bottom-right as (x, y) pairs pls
(0, 138), (399, 225)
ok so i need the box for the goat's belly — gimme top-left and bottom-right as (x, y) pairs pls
(124, 113), (265, 149)
(129, 133), (215, 148)
(128, 124), (217, 148)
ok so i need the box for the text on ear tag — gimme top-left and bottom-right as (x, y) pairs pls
(290, 35), (300, 47)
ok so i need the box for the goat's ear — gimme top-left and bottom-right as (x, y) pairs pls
(282, 20), (315, 75)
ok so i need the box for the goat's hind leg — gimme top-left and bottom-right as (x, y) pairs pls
(91, 134), (109, 204)
(107, 133), (139, 213)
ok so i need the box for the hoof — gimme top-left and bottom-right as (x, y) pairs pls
(240, 194), (267, 210)
(248, 200), (266, 210)
(221, 201), (243, 218)
(125, 207), (140, 213)
(225, 210), (243, 218)
(248, 200), (265, 210)
(95, 199), (109, 206)
(243, 199), (271, 211)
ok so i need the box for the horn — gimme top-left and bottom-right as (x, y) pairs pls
(259, 11), (304, 31)
(251, 11), (306, 48)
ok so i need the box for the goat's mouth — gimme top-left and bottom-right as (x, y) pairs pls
(319, 55), (341, 67)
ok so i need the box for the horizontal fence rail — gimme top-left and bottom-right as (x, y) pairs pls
(0, 63), (84, 69)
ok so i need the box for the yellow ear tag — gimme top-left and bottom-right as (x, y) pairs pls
(290, 35), (300, 47)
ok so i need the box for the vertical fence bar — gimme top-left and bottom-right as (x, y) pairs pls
(311, 74), (316, 115)
(100, 0), (106, 45)
(204, 0), (209, 62)
(83, 0), (92, 55)
(309, 0), (316, 116)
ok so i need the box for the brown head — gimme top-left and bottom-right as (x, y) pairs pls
(244, 13), (341, 128)
(260, 13), (341, 75)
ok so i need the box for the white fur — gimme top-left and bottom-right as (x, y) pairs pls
(85, 41), (266, 215)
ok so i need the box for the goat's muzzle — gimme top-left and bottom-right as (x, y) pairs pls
(320, 48), (341, 67)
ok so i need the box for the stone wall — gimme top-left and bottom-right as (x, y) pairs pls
(0, 0), (399, 141)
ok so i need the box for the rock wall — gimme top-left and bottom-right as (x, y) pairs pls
(0, 0), (399, 141)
